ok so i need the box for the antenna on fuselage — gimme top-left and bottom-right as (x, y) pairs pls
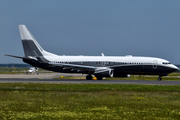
(101, 53), (104, 57)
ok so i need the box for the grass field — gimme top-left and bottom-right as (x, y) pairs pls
(0, 67), (27, 74)
(0, 83), (180, 120)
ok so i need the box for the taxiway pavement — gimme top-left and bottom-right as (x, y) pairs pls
(0, 78), (180, 85)
(0, 73), (180, 85)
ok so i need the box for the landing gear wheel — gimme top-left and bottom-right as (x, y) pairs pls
(96, 77), (103, 80)
(86, 75), (92, 80)
(158, 77), (162, 81)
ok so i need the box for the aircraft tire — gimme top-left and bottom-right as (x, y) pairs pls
(96, 76), (103, 80)
(86, 75), (92, 80)
(158, 77), (162, 81)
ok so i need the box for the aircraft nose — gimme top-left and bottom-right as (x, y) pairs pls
(170, 64), (179, 71)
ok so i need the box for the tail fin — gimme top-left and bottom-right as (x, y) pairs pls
(19, 25), (57, 57)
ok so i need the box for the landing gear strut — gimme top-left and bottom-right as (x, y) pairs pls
(86, 74), (92, 80)
(158, 76), (162, 81)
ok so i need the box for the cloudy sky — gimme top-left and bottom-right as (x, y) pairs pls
(0, 0), (180, 64)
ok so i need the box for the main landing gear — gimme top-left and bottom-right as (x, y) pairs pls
(86, 75), (103, 80)
(96, 76), (102, 80)
(86, 74), (92, 80)
(158, 76), (162, 81)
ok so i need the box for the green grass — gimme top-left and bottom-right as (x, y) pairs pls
(169, 72), (180, 76)
(0, 67), (26, 74)
(0, 83), (180, 119)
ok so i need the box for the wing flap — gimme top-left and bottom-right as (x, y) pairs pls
(51, 63), (96, 71)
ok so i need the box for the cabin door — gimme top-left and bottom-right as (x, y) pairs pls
(102, 61), (105, 66)
(153, 60), (158, 69)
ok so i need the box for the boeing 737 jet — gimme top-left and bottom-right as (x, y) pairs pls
(5, 25), (178, 81)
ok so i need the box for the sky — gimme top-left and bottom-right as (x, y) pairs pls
(0, 0), (180, 64)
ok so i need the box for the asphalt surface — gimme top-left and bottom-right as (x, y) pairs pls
(0, 78), (180, 85)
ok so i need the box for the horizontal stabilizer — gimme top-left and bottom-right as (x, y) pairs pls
(4, 54), (34, 60)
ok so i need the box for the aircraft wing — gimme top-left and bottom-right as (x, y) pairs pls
(50, 63), (96, 71)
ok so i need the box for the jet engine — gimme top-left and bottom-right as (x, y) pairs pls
(94, 67), (113, 77)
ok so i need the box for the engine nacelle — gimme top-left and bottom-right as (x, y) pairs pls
(94, 67), (113, 77)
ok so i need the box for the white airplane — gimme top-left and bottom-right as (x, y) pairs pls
(5, 25), (178, 81)
(26, 67), (39, 74)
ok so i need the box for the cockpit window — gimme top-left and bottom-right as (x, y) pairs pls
(162, 62), (171, 65)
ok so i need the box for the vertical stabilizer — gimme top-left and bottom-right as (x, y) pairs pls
(19, 25), (57, 57)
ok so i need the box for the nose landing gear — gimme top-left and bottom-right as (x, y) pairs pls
(158, 76), (162, 81)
